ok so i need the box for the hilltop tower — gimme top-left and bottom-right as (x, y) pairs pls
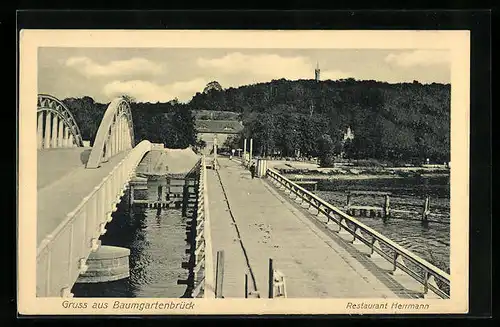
(315, 62), (321, 82)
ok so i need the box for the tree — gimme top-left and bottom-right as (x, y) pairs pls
(317, 134), (335, 167)
(203, 81), (223, 94)
(193, 138), (207, 153)
(121, 94), (136, 104)
(222, 134), (242, 152)
(163, 106), (197, 148)
(61, 78), (450, 163)
(168, 97), (179, 105)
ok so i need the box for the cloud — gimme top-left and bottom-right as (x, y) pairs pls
(102, 78), (207, 103)
(384, 50), (450, 68)
(197, 52), (313, 81)
(196, 52), (355, 85)
(65, 57), (166, 77)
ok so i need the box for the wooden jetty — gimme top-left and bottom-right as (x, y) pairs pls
(288, 175), (318, 191)
(344, 190), (448, 223)
(345, 190), (391, 218)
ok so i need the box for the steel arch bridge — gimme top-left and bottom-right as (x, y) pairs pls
(86, 97), (135, 168)
(37, 94), (84, 149)
(36, 94), (153, 297)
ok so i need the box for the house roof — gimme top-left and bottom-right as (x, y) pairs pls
(195, 120), (244, 134)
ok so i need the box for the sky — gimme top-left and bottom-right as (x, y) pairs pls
(38, 48), (451, 104)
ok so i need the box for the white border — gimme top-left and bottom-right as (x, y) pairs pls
(19, 30), (470, 315)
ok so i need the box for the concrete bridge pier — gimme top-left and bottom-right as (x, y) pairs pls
(75, 245), (131, 284)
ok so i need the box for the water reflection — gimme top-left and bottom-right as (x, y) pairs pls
(72, 187), (190, 298)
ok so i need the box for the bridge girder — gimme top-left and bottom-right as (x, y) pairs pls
(37, 94), (84, 149)
(86, 97), (135, 169)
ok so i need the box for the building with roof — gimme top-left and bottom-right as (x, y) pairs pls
(195, 119), (244, 155)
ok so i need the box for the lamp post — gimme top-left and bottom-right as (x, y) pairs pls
(213, 135), (218, 170)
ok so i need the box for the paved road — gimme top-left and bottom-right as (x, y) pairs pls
(37, 149), (129, 246)
(208, 158), (411, 298)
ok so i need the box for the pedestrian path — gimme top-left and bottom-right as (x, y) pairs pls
(206, 168), (253, 298)
(208, 158), (407, 298)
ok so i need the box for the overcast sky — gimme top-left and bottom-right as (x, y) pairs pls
(38, 48), (450, 104)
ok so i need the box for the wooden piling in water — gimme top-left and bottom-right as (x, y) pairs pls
(422, 196), (430, 222)
(157, 185), (162, 201)
(383, 195), (390, 218)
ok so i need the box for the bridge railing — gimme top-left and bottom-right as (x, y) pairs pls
(191, 155), (215, 298)
(36, 140), (152, 297)
(266, 168), (451, 299)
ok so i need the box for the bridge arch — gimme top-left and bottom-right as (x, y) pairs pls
(37, 94), (84, 149)
(86, 97), (135, 169)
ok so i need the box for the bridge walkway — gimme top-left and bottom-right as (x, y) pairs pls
(37, 149), (130, 246)
(207, 169), (250, 298)
(208, 158), (412, 298)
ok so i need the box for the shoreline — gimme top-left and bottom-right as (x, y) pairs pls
(280, 172), (450, 181)
(283, 174), (405, 180)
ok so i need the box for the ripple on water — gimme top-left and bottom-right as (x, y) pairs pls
(314, 178), (450, 273)
(72, 198), (191, 298)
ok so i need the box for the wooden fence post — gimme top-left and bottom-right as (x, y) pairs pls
(383, 195), (390, 218)
(244, 273), (248, 298)
(215, 250), (225, 298)
(268, 258), (274, 299)
(166, 177), (171, 201)
(422, 196), (430, 222)
(157, 185), (162, 201)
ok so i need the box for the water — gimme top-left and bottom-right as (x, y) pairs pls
(312, 175), (450, 273)
(72, 183), (191, 298)
(72, 174), (450, 297)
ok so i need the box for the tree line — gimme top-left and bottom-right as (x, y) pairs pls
(190, 79), (451, 166)
(60, 78), (450, 167)
(62, 96), (200, 151)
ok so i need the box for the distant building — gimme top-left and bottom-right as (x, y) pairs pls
(343, 126), (354, 141)
(315, 62), (321, 82)
(195, 120), (244, 155)
(340, 126), (354, 159)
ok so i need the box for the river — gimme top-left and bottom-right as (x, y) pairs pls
(312, 174), (450, 273)
(72, 174), (450, 297)
(72, 183), (191, 298)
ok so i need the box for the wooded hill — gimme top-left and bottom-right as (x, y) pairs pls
(61, 78), (450, 166)
(188, 78), (451, 165)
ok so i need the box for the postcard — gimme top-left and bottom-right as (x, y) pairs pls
(18, 29), (470, 315)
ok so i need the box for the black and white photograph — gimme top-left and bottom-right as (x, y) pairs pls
(18, 29), (470, 315)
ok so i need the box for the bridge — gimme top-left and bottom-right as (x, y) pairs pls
(36, 94), (450, 300)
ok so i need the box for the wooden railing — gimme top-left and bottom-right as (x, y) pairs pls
(266, 168), (450, 299)
(191, 155), (215, 298)
(36, 140), (153, 297)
